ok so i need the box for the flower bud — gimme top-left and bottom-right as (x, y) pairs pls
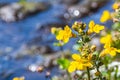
(95, 71), (101, 76)
(78, 29), (83, 33)
(91, 45), (96, 51)
(87, 29), (92, 35)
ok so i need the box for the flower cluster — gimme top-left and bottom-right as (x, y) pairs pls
(88, 20), (104, 34)
(52, 20), (105, 74)
(51, 1), (120, 80)
(68, 54), (93, 73)
(51, 26), (73, 44)
(100, 34), (120, 57)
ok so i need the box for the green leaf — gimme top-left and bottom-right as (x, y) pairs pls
(112, 22), (120, 31)
(57, 58), (70, 69)
(19, 0), (26, 3)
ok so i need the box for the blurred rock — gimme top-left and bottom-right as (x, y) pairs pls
(28, 20), (66, 47)
(61, 0), (79, 5)
(0, 3), (22, 22)
(50, 0), (79, 5)
(36, 21), (66, 31)
(0, 2), (50, 22)
(64, 0), (108, 19)
(67, 4), (90, 18)
(0, 4), (8, 8)
(43, 50), (71, 68)
(13, 45), (54, 59)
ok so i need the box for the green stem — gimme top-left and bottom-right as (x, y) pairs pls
(95, 63), (103, 80)
(108, 71), (111, 80)
(87, 67), (91, 80)
(66, 71), (72, 80)
(78, 77), (81, 80)
(96, 68), (103, 80)
(114, 66), (118, 80)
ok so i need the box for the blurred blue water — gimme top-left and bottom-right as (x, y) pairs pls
(0, 0), (114, 80)
(0, 0), (49, 3)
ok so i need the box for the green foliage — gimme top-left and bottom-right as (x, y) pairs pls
(57, 58), (70, 69)
(19, 0), (26, 3)
(112, 40), (120, 49)
(112, 22), (120, 31)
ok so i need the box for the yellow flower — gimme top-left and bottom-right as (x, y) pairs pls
(100, 47), (120, 57)
(112, 3), (119, 10)
(51, 27), (62, 34)
(100, 34), (120, 57)
(68, 54), (93, 73)
(100, 34), (112, 44)
(56, 25), (72, 43)
(100, 34), (112, 48)
(100, 10), (111, 23)
(13, 77), (25, 80)
(88, 20), (104, 34)
(105, 47), (120, 56)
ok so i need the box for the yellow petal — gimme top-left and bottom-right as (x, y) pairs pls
(77, 64), (85, 70)
(89, 20), (95, 29)
(64, 25), (71, 32)
(109, 51), (116, 56)
(100, 10), (111, 23)
(100, 25), (105, 30)
(56, 30), (64, 40)
(100, 37), (106, 44)
(116, 49), (120, 53)
(13, 77), (19, 80)
(100, 34), (112, 44)
(63, 37), (69, 43)
(93, 24), (104, 33)
(93, 24), (101, 33)
(72, 54), (81, 61)
(112, 3), (119, 10)
(68, 65), (76, 73)
(51, 27), (56, 34)
(85, 62), (93, 67)
(104, 43), (111, 48)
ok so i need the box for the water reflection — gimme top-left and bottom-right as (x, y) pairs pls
(0, 0), (114, 80)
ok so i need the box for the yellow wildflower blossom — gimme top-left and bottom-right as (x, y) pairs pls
(88, 20), (104, 34)
(105, 47), (120, 56)
(100, 34), (120, 57)
(100, 10), (111, 23)
(13, 77), (25, 80)
(112, 3), (119, 10)
(100, 34), (112, 44)
(68, 54), (93, 73)
(100, 47), (120, 57)
(56, 25), (72, 43)
(100, 34), (112, 48)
